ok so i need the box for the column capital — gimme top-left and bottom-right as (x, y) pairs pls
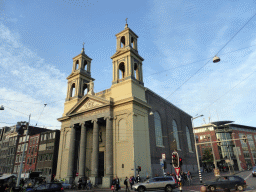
(91, 119), (98, 123)
(70, 124), (76, 129)
(79, 122), (86, 127)
(104, 116), (113, 121)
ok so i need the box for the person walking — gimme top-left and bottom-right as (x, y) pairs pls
(124, 177), (130, 192)
(187, 171), (192, 186)
(115, 176), (120, 191)
(111, 177), (116, 192)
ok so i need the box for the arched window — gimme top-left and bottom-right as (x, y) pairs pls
(65, 131), (71, 149)
(154, 112), (163, 146)
(71, 83), (75, 97)
(83, 60), (87, 70)
(119, 62), (125, 79)
(83, 84), (87, 95)
(118, 119), (126, 141)
(134, 63), (139, 80)
(131, 37), (134, 48)
(186, 126), (193, 152)
(121, 36), (125, 48)
(172, 120), (180, 150)
(75, 60), (79, 70)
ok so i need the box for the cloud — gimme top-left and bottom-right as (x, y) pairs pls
(0, 22), (66, 129)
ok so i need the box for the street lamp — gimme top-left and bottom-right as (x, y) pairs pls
(191, 114), (204, 183)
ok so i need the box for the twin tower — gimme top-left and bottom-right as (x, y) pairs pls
(57, 23), (151, 187)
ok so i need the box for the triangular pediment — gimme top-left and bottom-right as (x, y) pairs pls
(66, 95), (111, 116)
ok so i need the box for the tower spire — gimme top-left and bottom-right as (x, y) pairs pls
(81, 42), (85, 53)
(125, 18), (128, 29)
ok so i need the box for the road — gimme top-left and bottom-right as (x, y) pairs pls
(66, 170), (255, 192)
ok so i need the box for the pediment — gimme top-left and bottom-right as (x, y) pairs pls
(66, 95), (111, 116)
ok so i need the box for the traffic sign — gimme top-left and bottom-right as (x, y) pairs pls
(76, 172), (79, 176)
(174, 168), (180, 176)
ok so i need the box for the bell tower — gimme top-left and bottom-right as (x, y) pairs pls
(64, 45), (94, 114)
(111, 22), (144, 85)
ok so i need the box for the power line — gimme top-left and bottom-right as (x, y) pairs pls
(198, 69), (256, 115)
(35, 104), (47, 126)
(4, 106), (29, 116)
(149, 44), (256, 77)
(165, 12), (256, 100)
(0, 99), (42, 105)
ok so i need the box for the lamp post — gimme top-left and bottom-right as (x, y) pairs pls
(191, 114), (204, 183)
(16, 114), (31, 187)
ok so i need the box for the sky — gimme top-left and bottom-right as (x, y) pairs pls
(0, 0), (256, 129)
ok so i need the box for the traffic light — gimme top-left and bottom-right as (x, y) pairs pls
(242, 135), (247, 143)
(138, 166), (141, 172)
(179, 158), (182, 167)
(217, 139), (221, 146)
(164, 161), (167, 169)
(172, 152), (179, 168)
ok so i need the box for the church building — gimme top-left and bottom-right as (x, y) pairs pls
(56, 23), (197, 187)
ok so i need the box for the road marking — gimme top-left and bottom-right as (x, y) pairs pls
(244, 172), (251, 180)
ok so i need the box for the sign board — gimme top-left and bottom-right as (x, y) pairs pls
(160, 159), (163, 165)
(174, 167), (180, 176)
(76, 172), (79, 176)
(162, 153), (166, 160)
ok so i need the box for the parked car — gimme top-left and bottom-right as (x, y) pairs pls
(29, 183), (64, 192)
(132, 176), (177, 192)
(204, 176), (246, 191)
(252, 166), (256, 177)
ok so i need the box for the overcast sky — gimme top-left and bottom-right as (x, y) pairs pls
(0, 0), (256, 129)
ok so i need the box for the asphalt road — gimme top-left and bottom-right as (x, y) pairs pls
(66, 170), (256, 192)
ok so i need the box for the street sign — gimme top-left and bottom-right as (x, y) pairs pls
(162, 153), (166, 160)
(76, 172), (79, 176)
(175, 168), (180, 176)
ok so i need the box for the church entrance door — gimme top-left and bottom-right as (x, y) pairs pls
(98, 151), (104, 184)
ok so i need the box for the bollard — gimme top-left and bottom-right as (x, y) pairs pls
(200, 185), (207, 192)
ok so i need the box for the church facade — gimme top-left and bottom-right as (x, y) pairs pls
(56, 24), (197, 187)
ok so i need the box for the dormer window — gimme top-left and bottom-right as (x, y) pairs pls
(120, 36), (125, 48)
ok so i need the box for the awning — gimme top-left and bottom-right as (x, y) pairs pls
(0, 174), (16, 180)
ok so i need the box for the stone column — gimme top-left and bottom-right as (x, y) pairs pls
(90, 119), (99, 184)
(102, 116), (113, 188)
(78, 123), (86, 179)
(67, 125), (76, 183)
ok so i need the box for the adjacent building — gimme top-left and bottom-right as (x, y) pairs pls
(36, 130), (60, 182)
(56, 23), (197, 187)
(194, 121), (256, 171)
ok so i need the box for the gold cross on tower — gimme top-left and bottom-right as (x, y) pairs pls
(125, 18), (128, 24)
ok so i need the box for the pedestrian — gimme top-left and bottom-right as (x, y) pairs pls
(187, 171), (192, 186)
(111, 177), (116, 191)
(115, 176), (120, 191)
(136, 175), (141, 183)
(129, 176), (133, 190)
(87, 178), (92, 190)
(78, 178), (82, 190)
(124, 177), (130, 192)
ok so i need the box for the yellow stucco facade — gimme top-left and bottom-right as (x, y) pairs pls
(56, 24), (152, 187)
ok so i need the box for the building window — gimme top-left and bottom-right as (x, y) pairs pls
(186, 126), (193, 152)
(33, 157), (36, 164)
(27, 158), (29, 164)
(35, 146), (37, 153)
(41, 135), (44, 141)
(173, 120), (180, 150)
(44, 134), (47, 140)
(52, 132), (55, 139)
(154, 112), (163, 147)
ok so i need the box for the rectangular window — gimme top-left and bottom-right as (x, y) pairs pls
(41, 135), (44, 141)
(44, 134), (47, 140)
(33, 157), (36, 164)
(52, 132), (55, 139)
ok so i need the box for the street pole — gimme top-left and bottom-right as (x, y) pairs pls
(192, 115), (203, 183)
(16, 114), (31, 187)
(208, 135), (218, 173)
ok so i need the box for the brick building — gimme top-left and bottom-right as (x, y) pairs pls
(194, 121), (256, 171)
(24, 134), (40, 173)
(36, 130), (60, 182)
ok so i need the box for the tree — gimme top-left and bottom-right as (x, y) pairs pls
(202, 148), (213, 163)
